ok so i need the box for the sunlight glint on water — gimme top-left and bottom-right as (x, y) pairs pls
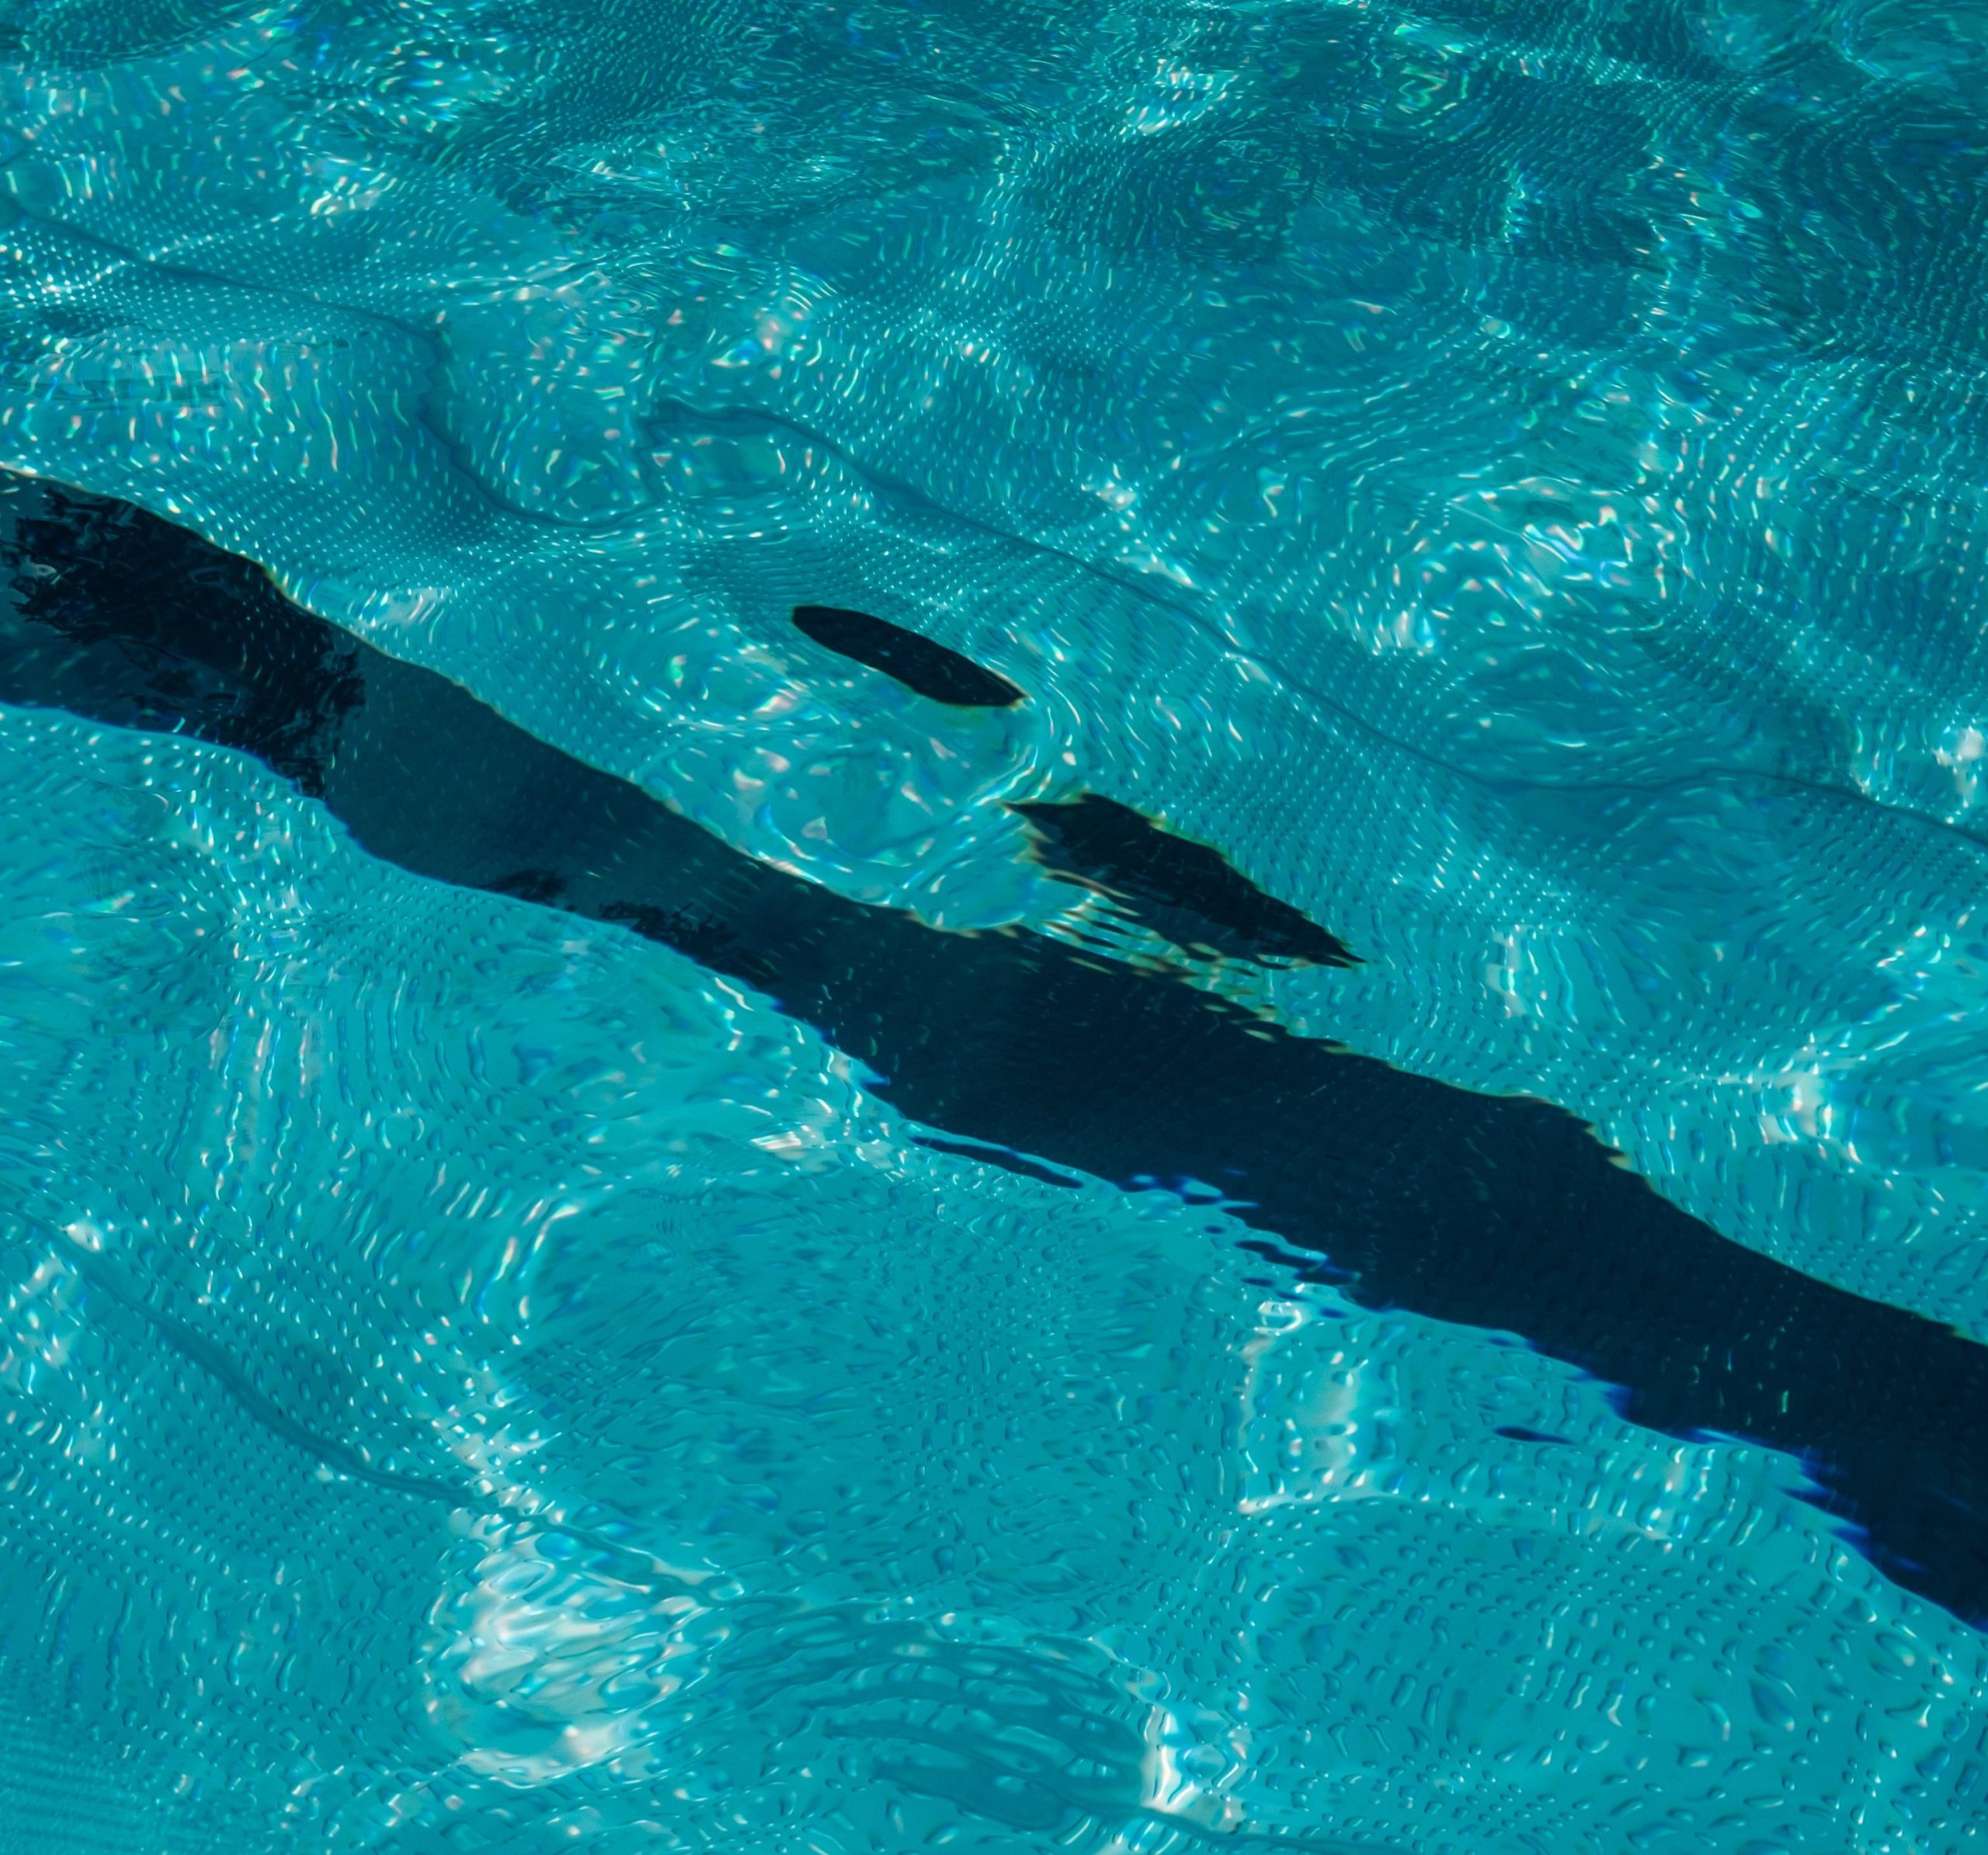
(0, 1), (1985, 1846)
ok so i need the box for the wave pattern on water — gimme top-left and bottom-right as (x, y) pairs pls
(9, 469), (1988, 1632)
(0, 703), (1978, 1850)
(0, 1), (1985, 1328)
(2, 7), (1988, 1846)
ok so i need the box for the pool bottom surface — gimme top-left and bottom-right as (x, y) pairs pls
(0, 661), (1976, 1852)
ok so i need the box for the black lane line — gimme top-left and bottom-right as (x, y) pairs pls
(791, 603), (1024, 707)
(5, 473), (1988, 1624)
(1016, 793), (1355, 968)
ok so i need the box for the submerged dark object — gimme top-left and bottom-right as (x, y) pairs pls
(4, 488), (363, 794)
(1017, 793), (1354, 968)
(6, 473), (1988, 1627)
(791, 603), (1024, 707)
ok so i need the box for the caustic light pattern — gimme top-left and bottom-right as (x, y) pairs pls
(5, 0), (1988, 1325)
(0, 0), (1985, 1847)
(0, 706), (1982, 1852)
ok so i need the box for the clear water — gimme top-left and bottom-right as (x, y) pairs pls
(0, 2), (1983, 1849)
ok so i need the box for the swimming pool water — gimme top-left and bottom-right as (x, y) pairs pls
(0, 2), (1984, 1848)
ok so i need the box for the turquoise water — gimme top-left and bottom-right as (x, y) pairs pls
(0, 1), (1984, 1847)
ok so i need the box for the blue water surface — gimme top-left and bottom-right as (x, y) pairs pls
(0, 1), (1984, 1848)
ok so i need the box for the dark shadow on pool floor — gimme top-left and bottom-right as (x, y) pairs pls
(4, 473), (1986, 1625)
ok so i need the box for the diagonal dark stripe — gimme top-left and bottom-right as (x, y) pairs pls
(2, 471), (1985, 1624)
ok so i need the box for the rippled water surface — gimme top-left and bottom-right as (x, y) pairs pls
(0, 1), (1986, 1849)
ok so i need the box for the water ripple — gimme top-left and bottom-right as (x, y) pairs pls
(2, 2), (1986, 1329)
(0, 703), (1976, 1847)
